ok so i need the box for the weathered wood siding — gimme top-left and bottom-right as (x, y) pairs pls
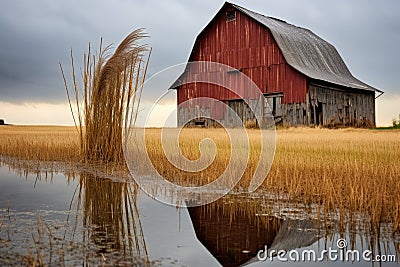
(280, 103), (308, 126)
(308, 83), (375, 127)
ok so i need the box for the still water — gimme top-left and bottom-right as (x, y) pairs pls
(0, 160), (398, 266)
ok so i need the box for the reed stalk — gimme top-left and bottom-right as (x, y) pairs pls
(60, 29), (151, 164)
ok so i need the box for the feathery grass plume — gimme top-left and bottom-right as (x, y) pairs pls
(60, 29), (151, 164)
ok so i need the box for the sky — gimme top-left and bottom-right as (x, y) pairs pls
(0, 0), (399, 126)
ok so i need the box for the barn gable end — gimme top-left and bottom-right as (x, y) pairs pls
(183, 2), (307, 105)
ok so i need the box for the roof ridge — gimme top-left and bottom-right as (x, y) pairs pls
(229, 2), (287, 24)
(231, 2), (320, 34)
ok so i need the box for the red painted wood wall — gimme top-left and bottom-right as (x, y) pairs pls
(177, 5), (307, 107)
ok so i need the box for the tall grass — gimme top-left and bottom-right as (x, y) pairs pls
(0, 126), (79, 162)
(60, 29), (150, 164)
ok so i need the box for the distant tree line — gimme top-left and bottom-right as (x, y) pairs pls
(393, 114), (400, 128)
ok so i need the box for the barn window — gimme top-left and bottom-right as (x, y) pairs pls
(264, 92), (283, 118)
(226, 10), (236, 22)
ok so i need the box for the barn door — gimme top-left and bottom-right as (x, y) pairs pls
(227, 99), (245, 126)
(316, 101), (324, 126)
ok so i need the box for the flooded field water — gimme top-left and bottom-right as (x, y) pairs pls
(0, 159), (399, 266)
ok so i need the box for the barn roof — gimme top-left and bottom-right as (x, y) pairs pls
(229, 3), (381, 93)
(179, 2), (382, 94)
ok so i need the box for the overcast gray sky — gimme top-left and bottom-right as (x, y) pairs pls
(0, 0), (399, 125)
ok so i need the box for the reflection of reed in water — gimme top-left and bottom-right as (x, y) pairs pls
(77, 172), (148, 263)
(0, 159), (150, 265)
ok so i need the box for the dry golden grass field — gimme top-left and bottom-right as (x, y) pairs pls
(0, 126), (80, 162)
(0, 125), (399, 231)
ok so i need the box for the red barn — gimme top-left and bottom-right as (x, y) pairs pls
(172, 2), (382, 127)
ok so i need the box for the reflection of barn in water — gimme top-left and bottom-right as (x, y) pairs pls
(188, 200), (320, 267)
